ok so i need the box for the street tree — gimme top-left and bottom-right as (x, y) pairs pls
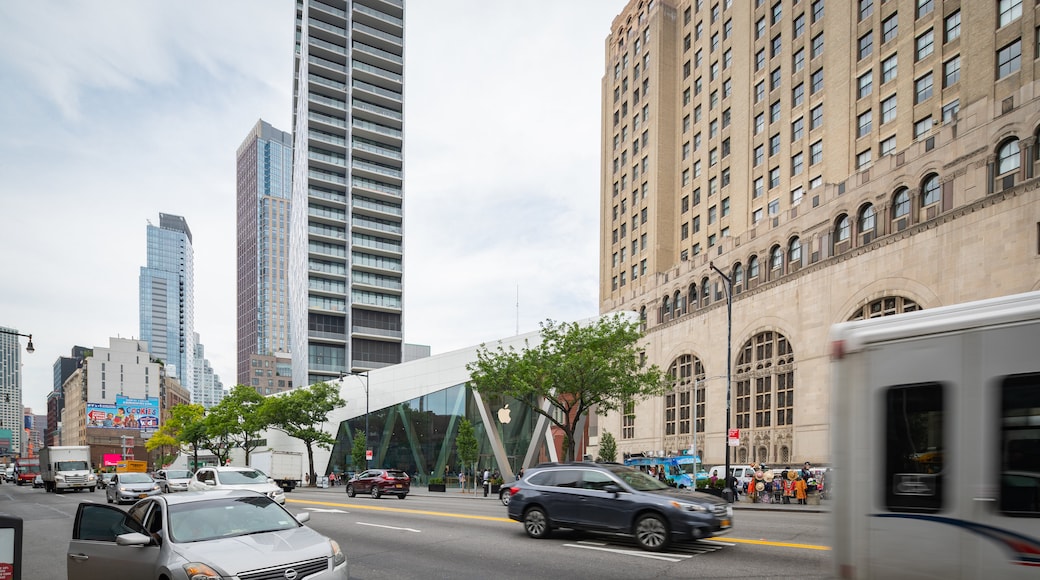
(162, 404), (209, 470)
(206, 385), (269, 465)
(145, 427), (180, 469)
(350, 429), (366, 474)
(467, 314), (666, 462)
(597, 431), (618, 463)
(455, 418), (478, 490)
(263, 382), (345, 487)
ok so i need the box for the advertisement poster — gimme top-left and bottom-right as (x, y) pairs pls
(86, 396), (159, 430)
(0, 528), (13, 579)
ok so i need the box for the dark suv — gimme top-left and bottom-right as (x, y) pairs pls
(506, 462), (733, 551)
(346, 469), (410, 499)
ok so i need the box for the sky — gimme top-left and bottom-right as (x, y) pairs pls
(0, 0), (630, 414)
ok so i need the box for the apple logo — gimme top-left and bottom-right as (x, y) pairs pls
(497, 405), (512, 424)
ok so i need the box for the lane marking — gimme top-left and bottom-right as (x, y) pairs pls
(565, 543), (693, 562)
(356, 522), (421, 533)
(699, 539), (736, 547)
(723, 537), (831, 551)
(304, 507), (349, 514)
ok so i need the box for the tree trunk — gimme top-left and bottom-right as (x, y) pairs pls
(305, 442), (316, 487)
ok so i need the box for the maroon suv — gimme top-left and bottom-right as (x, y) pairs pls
(345, 469), (410, 499)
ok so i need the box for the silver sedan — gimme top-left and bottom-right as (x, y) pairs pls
(106, 473), (161, 504)
(67, 489), (347, 579)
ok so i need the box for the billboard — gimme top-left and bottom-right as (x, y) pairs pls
(87, 396), (160, 430)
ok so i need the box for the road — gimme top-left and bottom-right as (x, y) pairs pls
(4, 482), (832, 579)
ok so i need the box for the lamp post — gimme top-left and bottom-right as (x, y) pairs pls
(341, 371), (370, 469)
(709, 262), (733, 503)
(0, 329), (34, 354)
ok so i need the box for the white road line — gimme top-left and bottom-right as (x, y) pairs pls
(304, 507), (349, 513)
(356, 522), (421, 533)
(698, 539), (736, 547)
(565, 543), (694, 562)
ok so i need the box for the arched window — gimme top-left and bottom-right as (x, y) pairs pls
(701, 277), (711, 306)
(921, 174), (940, 206)
(688, 283), (697, 309)
(735, 330), (796, 457)
(733, 263), (744, 286)
(674, 290), (683, 316)
(859, 204), (877, 234)
(998, 139), (1020, 175)
(662, 295), (671, 318)
(639, 306), (646, 330)
(748, 255), (760, 279)
(848, 295), (922, 320)
(835, 214), (851, 242)
(788, 237), (802, 265)
(893, 188), (910, 218)
(666, 355), (706, 438)
(770, 245), (783, 271)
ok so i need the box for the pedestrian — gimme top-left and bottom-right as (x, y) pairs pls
(795, 474), (808, 505)
(328, 472), (336, 487)
(458, 470), (465, 490)
(517, 468), (524, 480)
(482, 468), (491, 497)
(782, 469), (795, 504)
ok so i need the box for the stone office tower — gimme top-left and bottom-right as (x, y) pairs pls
(595, 0), (1040, 466)
(289, 0), (406, 387)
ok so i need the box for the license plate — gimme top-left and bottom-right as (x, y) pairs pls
(394, 484), (403, 488)
(138, 493), (149, 498)
(721, 519), (731, 527)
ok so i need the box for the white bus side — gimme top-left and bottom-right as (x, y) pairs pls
(829, 291), (1040, 579)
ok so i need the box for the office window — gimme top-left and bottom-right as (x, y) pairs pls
(942, 99), (959, 122)
(792, 82), (805, 106)
(916, 29), (934, 61)
(811, 68), (824, 93)
(997, 40), (1022, 79)
(770, 100), (782, 123)
(944, 56), (960, 87)
(811, 32), (824, 59)
(683, 115), (690, 132)
(769, 167), (780, 188)
(921, 174), (940, 206)
(858, 71), (873, 98)
(916, 0), (933, 18)
(792, 117), (804, 141)
(771, 67), (782, 91)
(792, 152), (804, 175)
(708, 205), (717, 224)
(710, 119), (718, 138)
(859, 0), (873, 21)
(856, 149), (872, 169)
(998, 139), (1020, 174)
(791, 186), (804, 205)
(810, 140), (823, 164)
(694, 132), (702, 150)
(723, 78), (732, 98)
(725, 19), (733, 40)
(754, 144), (764, 166)
(711, 32), (720, 53)
(944, 11), (960, 42)
(793, 13), (805, 38)
(755, 113), (765, 134)
(693, 215), (701, 233)
(857, 110), (872, 138)
(722, 197), (730, 216)
(810, 104), (823, 130)
(858, 32), (873, 60)
(755, 81), (766, 103)
(812, 0), (824, 23)
(694, 104), (702, 122)
(882, 13), (898, 43)
(999, 0), (1022, 27)
(722, 108), (731, 128)
(724, 48), (732, 69)
(914, 73), (933, 104)
(753, 208), (764, 224)
(768, 198), (780, 216)
(756, 16), (766, 39)
(881, 94), (897, 123)
(771, 1), (782, 23)
(754, 177), (764, 198)
(684, 33), (692, 52)
(914, 116), (933, 139)
(882, 54), (898, 83)
(793, 48), (805, 72)
(772, 34), (783, 58)
(756, 49), (766, 71)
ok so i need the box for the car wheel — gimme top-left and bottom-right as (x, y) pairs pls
(397, 494), (407, 499)
(371, 486), (382, 499)
(499, 488), (511, 506)
(523, 507), (552, 539)
(346, 484), (356, 497)
(89, 487), (95, 493)
(634, 513), (670, 552)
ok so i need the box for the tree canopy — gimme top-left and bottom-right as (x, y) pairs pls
(467, 314), (666, 461)
(262, 382), (345, 486)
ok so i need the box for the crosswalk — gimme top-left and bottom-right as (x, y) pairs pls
(564, 538), (733, 562)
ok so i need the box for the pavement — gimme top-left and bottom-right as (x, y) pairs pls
(301, 483), (830, 514)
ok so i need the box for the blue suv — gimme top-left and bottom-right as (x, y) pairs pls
(506, 462), (733, 551)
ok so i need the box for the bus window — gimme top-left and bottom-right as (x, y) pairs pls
(884, 383), (944, 513)
(1000, 373), (1040, 517)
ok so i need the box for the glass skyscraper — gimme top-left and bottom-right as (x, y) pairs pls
(139, 213), (195, 398)
(236, 119), (294, 393)
(289, 0), (406, 388)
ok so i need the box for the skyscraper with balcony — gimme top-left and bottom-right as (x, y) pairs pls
(289, 0), (405, 387)
(237, 119), (294, 394)
(0, 327), (27, 456)
(140, 213), (196, 398)
(595, 0), (1040, 466)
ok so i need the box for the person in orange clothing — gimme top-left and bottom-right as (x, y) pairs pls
(794, 474), (808, 505)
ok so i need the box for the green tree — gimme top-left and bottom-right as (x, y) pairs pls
(455, 419), (478, 490)
(350, 429), (366, 473)
(145, 427), (180, 469)
(597, 431), (618, 463)
(205, 385), (269, 465)
(467, 314), (666, 461)
(161, 404), (209, 470)
(263, 382), (345, 487)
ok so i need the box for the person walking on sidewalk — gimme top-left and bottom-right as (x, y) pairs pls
(482, 468), (491, 497)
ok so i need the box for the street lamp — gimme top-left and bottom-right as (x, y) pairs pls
(341, 371), (370, 469)
(709, 262), (733, 503)
(0, 329), (33, 354)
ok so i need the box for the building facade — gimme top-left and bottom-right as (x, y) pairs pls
(140, 213), (196, 397)
(0, 327), (27, 456)
(289, 0), (406, 388)
(237, 119), (294, 393)
(595, 0), (1040, 466)
(46, 345), (89, 446)
(192, 337), (225, 409)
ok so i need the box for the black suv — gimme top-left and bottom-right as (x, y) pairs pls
(506, 462), (733, 551)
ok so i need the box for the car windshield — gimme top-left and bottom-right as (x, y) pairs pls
(164, 470), (192, 479)
(169, 496), (298, 543)
(119, 473), (153, 484)
(56, 461), (89, 471)
(609, 466), (671, 491)
(385, 471), (408, 479)
(218, 470), (267, 484)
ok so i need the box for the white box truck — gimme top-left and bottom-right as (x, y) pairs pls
(250, 450), (303, 492)
(829, 290), (1040, 579)
(40, 446), (96, 493)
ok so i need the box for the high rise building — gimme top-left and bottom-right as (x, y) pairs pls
(595, 1), (1040, 466)
(289, 0), (406, 387)
(0, 327), (27, 456)
(236, 119), (294, 394)
(47, 345), (89, 446)
(192, 336), (225, 409)
(140, 213), (196, 398)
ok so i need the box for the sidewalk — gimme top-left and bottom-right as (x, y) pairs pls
(307, 483), (830, 513)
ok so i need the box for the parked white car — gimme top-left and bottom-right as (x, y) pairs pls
(188, 466), (285, 504)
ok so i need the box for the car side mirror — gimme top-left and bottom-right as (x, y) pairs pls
(295, 512), (311, 524)
(204, 480), (216, 486)
(115, 532), (152, 547)
(603, 484), (622, 495)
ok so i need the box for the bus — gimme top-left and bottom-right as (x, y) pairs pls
(623, 455), (707, 489)
(829, 291), (1040, 579)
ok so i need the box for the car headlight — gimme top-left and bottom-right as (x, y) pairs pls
(670, 500), (708, 512)
(152, 485), (159, 491)
(330, 539), (346, 567)
(56, 475), (65, 481)
(183, 562), (222, 579)
(87, 474), (96, 481)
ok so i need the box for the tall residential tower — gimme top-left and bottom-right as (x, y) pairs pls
(595, 0), (1040, 466)
(290, 0), (406, 387)
(236, 119), (294, 394)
